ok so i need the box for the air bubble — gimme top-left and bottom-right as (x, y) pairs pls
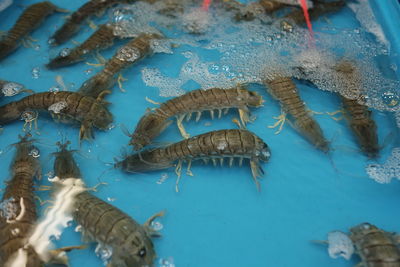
(182, 8), (211, 34)
(116, 46), (141, 62)
(381, 91), (399, 107)
(151, 220), (163, 231)
(48, 101), (68, 114)
(150, 39), (173, 54)
(366, 147), (400, 184)
(11, 228), (20, 235)
(0, 198), (17, 220)
(85, 68), (93, 75)
(327, 231), (354, 260)
(208, 64), (220, 74)
(217, 141), (227, 150)
(59, 48), (71, 57)
(49, 86), (61, 93)
(159, 257), (175, 267)
(95, 243), (113, 263)
(157, 173), (169, 184)
(29, 148), (40, 158)
(2, 82), (24, 96)
(31, 67), (40, 79)
(111, 7), (134, 23)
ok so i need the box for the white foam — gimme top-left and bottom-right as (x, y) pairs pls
(327, 231), (354, 260)
(0, 197), (18, 221)
(366, 147), (400, 184)
(48, 101), (68, 114)
(28, 177), (86, 262)
(1, 82), (24, 96)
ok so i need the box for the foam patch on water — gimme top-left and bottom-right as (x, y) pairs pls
(366, 147), (400, 184)
(111, 0), (400, 108)
(142, 52), (243, 96)
(327, 231), (354, 260)
(0, 197), (18, 220)
(1, 82), (25, 96)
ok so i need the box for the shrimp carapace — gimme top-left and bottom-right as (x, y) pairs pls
(78, 32), (163, 98)
(118, 129), (271, 190)
(129, 86), (264, 150)
(349, 223), (400, 266)
(0, 91), (113, 141)
(47, 23), (119, 69)
(0, 135), (42, 266)
(53, 141), (81, 178)
(264, 76), (329, 152)
(324, 223), (400, 266)
(52, 143), (162, 267)
(49, 0), (132, 46)
(334, 60), (379, 158)
(341, 96), (379, 158)
(0, 1), (60, 61)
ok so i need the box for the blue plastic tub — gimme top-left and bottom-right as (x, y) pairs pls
(0, 0), (399, 266)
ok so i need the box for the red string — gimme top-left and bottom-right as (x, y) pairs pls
(202, 0), (212, 11)
(299, 0), (315, 46)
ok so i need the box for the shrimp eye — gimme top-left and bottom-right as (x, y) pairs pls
(138, 248), (146, 257)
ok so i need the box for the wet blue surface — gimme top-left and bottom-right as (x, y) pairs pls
(0, 0), (400, 266)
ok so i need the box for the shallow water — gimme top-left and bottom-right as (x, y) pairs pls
(0, 0), (400, 266)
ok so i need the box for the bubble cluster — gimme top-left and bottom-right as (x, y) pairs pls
(0, 197), (18, 220)
(29, 147), (40, 158)
(1, 82), (24, 96)
(95, 243), (113, 263)
(157, 173), (169, 184)
(116, 46), (141, 62)
(48, 101), (68, 114)
(182, 8), (211, 34)
(327, 231), (354, 260)
(366, 147), (400, 184)
(111, 6), (134, 23)
(217, 141), (227, 150)
(151, 220), (164, 231)
(159, 257), (175, 267)
(59, 48), (71, 57)
(31, 67), (40, 79)
(150, 39), (173, 54)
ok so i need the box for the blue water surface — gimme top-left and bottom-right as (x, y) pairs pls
(0, 0), (400, 266)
